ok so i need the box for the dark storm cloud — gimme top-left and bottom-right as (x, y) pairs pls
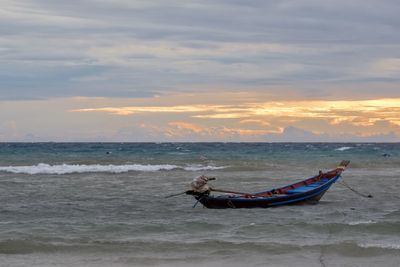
(1, 0), (399, 100)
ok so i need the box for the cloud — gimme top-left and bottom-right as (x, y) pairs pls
(366, 58), (400, 78)
(1, 1), (400, 100)
(70, 96), (400, 141)
(1, 1), (400, 141)
(266, 126), (399, 142)
(72, 97), (400, 123)
(138, 121), (281, 141)
(1, 95), (400, 142)
(168, 121), (204, 134)
(72, 105), (213, 115)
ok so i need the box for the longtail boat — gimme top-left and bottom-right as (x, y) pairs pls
(186, 160), (350, 209)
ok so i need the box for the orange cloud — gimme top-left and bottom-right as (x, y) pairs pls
(154, 121), (283, 140)
(72, 105), (212, 115)
(72, 98), (400, 122)
(239, 119), (271, 126)
(71, 97), (400, 139)
(168, 121), (204, 133)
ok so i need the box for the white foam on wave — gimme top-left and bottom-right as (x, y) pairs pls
(183, 165), (226, 171)
(359, 242), (400, 250)
(0, 163), (227, 174)
(335, 146), (353, 151)
(348, 220), (376, 225)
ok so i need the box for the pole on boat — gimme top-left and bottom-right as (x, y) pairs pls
(164, 191), (188, 198)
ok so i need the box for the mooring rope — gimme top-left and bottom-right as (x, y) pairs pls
(338, 178), (373, 198)
(192, 195), (207, 208)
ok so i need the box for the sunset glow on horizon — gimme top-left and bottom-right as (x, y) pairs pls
(65, 96), (400, 141)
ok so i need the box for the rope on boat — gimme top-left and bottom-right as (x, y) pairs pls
(192, 195), (206, 208)
(338, 178), (373, 198)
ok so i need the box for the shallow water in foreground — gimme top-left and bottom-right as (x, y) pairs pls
(0, 143), (399, 266)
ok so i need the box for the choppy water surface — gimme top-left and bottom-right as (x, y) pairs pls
(0, 143), (399, 267)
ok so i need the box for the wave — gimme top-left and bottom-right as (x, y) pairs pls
(348, 220), (376, 226)
(335, 146), (353, 151)
(359, 242), (400, 250)
(234, 221), (400, 238)
(1, 238), (399, 255)
(182, 164), (226, 171)
(0, 163), (227, 174)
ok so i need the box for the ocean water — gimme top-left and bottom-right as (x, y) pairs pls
(0, 143), (399, 267)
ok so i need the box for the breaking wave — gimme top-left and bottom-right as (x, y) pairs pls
(359, 242), (400, 250)
(335, 146), (354, 151)
(348, 220), (376, 226)
(0, 163), (227, 174)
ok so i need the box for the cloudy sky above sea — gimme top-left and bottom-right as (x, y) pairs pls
(1, 0), (400, 141)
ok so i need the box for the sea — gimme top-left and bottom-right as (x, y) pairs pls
(0, 143), (399, 267)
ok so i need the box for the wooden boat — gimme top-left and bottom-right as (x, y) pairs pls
(186, 160), (350, 209)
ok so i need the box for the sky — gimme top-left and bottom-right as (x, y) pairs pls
(0, 0), (400, 142)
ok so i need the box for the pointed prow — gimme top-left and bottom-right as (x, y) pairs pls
(337, 160), (350, 171)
